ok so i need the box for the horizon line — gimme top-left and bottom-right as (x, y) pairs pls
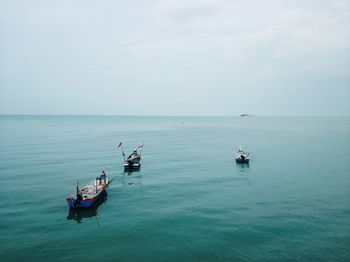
(0, 114), (349, 118)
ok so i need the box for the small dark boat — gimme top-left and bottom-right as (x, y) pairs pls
(235, 147), (250, 164)
(123, 149), (141, 169)
(66, 170), (108, 208)
(118, 142), (144, 170)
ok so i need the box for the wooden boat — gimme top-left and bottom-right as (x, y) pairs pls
(118, 142), (144, 170)
(66, 170), (108, 208)
(123, 149), (141, 169)
(235, 147), (250, 164)
(67, 191), (107, 222)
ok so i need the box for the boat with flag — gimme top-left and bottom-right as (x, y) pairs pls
(118, 142), (143, 169)
(66, 170), (108, 208)
(235, 147), (250, 164)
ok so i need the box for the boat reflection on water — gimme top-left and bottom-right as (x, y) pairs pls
(123, 168), (140, 176)
(67, 191), (107, 224)
(122, 169), (142, 187)
(236, 162), (250, 168)
(236, 162), (250, 173)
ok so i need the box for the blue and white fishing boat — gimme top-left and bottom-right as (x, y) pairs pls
(66, 170), (108, 208)
(235, 147), (250, 164)
(67, 192), (107, 222)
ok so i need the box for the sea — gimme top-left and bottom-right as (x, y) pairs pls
(0, 115), (349, 262)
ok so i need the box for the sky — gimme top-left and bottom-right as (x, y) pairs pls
(0, 0), (349, 116)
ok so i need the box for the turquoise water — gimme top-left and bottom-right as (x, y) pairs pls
(0, 116), (349, 262)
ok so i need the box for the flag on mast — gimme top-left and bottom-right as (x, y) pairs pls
(117, 142), (122, 148)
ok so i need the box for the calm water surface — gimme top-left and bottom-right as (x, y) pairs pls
(0, 116), (349, 262)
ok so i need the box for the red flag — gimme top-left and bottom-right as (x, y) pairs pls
(117, 142), (122, 148)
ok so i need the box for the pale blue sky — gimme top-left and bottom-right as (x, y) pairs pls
(0, 0), (349, 116)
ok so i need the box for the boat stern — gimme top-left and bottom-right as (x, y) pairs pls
(236, 158), (250, 164)
(123, 162), (141, 169)
(66, 196), (75, 208)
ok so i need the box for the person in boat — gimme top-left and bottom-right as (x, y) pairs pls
(127, 150), (140, 161)
(76, 191), (83, 204)
(100, 170), (106, 185)
(96, 170), (107, 186)
(127, 150), (140, 160)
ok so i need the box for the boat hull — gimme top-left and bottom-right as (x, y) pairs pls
(236, 158), (250, 164)
(66, 188), (107, 209)
(123, 162), (141, 169)
(67, 192), (107, 222)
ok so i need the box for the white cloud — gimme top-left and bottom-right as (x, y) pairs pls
(1, 0), (349, 115)
(128, 0), (350, 64)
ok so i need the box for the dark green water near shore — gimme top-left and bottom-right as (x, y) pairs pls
(0, 116), (349, 262)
